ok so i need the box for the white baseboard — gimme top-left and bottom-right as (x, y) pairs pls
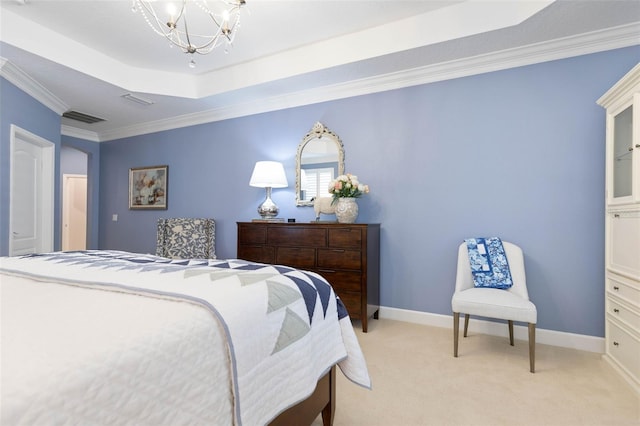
(379, 306), (605, 354)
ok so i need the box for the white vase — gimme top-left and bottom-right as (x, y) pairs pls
(335, 198), (359, 223)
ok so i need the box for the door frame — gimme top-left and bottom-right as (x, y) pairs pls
(9, 124), (55, 255)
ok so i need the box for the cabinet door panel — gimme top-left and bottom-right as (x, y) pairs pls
(612, 105), (633, 199)
(276, 247), (316, 268)
(317, 249), (361, 270)
(606, 320), (640, 379)
(608, 211), (640, 279)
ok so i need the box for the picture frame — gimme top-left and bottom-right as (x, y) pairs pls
(129, 165), (168, 210)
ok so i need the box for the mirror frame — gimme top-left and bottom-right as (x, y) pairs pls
(295, 122), (345, 206)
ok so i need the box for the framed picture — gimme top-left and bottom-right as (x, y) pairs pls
(129, 165), (168, 210)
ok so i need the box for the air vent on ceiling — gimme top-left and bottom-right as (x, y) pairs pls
(62, 110), (106, 124)
(121, 93), (154, 106)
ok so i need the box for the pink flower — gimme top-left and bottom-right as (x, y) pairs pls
(329, 173), (370, 199)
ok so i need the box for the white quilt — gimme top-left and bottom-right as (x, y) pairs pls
(0, 250), (371, 426)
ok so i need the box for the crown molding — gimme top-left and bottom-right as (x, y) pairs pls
(61, 124), (100, 143)
(0, 57), (68, 115)
(97, 22), (640, 142)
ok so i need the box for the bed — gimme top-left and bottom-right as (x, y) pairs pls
(0, 250), (371, 425)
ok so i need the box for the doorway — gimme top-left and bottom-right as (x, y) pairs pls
(62, 174), (87, 250)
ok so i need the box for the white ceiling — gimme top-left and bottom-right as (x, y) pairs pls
(1, 0), (639, 141)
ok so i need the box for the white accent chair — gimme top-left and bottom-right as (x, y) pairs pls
(451, 241), (537, 372)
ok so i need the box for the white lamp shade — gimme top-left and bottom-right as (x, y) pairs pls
(249, 161), (288, 188)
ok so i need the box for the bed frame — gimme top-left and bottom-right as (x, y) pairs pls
(270, 365), (336, 426)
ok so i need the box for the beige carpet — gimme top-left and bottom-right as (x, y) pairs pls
(312, 319), (640, 426)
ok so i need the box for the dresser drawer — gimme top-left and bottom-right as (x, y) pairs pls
(607, 298), (640, 331)
(606, 320), (640, 381)
(238, 224), (267, 245)
(339, 292), (362, 319)
(276, 247), (316, 269)
(328, 227), (362, 249)
(317, 249), (361, 270)
(314, 269), (362, 293)
(238, 245), (274, 264)
(268, 227), (326, 247)
(607, 275), (640, 307)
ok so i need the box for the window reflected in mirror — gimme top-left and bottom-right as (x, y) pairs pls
(300, 167), (335, 202)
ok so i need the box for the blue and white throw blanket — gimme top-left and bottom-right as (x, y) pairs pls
(464, 237), (513, 289)
(0, 250), (371, 425)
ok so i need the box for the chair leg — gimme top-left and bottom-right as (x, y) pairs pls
(463, 314), (470, 337)
(508, 320), (514, 346)
(528, 323), (536, 373)
(453, 312), (459, 357)
(453, 312), (460, 358)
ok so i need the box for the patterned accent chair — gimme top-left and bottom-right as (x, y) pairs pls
(156, 218), (216, 259)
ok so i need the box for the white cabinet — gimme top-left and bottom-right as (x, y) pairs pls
(598, 63), (640, 394)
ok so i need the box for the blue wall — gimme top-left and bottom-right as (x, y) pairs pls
(99, 48), (640, 338)
(61, 145), (88, 174)
(0, 78), (62, 255)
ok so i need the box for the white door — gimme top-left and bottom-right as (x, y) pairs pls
(62, 174), (87, 251)
(9, 125), (55, 256)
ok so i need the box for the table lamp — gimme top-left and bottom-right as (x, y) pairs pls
(249, 161), (288, 219)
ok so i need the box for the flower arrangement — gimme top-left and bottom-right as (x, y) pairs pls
(329, 173), (370, 202)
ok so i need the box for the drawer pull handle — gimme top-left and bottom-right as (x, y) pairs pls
(332, 249), (345, 253)
(613, 308), (620, 313)
(613, 341), (619, 347)
(318, 269), (336, 273)
(613, 214), (620, 218)
(613, 286), (619, 291)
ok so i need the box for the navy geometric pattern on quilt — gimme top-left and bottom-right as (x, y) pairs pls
(21, 250), (348, 350)
(464, 237), (513, 289)
(156, 218), (216, 259)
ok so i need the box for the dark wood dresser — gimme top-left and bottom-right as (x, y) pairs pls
(237, 222), (380, 332)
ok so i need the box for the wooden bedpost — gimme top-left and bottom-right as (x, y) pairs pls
(321, 366), (336, 426)
(269, 365), (337, 426)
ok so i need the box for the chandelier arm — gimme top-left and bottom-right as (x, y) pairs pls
(136, 2), (171, 38)
(171, 1), (188, 31)
(182, 12), (194, 53)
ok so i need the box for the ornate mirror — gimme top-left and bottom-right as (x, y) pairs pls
(295, 122), (345, 206)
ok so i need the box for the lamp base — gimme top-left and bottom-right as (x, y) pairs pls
(257, 187), (279, 219)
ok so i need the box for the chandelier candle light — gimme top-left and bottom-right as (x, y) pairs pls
(250, 161), (288, 220)
(132, 0), (246, 67)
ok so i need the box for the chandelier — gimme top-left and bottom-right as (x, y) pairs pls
(132, 0), (246, 67)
